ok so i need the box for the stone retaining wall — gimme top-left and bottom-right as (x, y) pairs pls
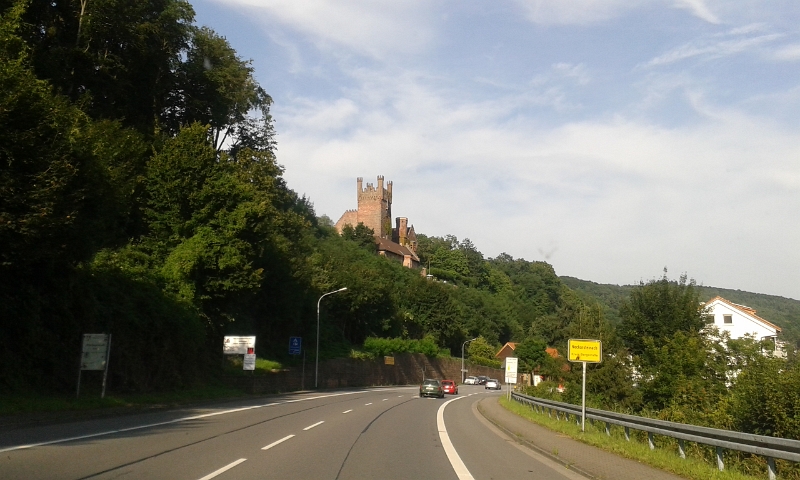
(224, 353), (503, 394)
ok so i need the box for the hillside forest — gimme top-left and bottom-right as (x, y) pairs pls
(3, 1), (800, 469)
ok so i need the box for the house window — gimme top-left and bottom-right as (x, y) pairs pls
(723, 314), (733, 324)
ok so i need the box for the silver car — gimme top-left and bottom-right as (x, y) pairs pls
(485, 378), (501, 390)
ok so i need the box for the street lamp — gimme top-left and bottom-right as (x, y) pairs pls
(461, 337), (477, 383)
(316, 287), (347, 389)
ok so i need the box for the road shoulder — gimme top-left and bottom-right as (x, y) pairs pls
(476, 396), (685, 480)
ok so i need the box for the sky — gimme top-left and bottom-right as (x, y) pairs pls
(192, 0), (800, 300)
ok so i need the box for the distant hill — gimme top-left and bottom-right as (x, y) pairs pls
(560, 276), (800, 346)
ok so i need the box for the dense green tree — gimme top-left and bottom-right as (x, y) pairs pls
(618, 270), (709, 356)
(636, 331), (727, 411)
(0, 6), (117, 268)
(8, 0), (195, 133)
(727, 356), (800, 438)
(341, 222), (376, 252)
(514, 337), (549, 373)
(171, 26), (272, 153)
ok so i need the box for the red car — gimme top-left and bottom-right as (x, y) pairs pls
(441, 380), (458, 395)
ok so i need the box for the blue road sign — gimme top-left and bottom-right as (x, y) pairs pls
(289, 336), (302, 355)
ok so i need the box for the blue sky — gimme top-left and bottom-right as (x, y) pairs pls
(193, 0), (800, 300)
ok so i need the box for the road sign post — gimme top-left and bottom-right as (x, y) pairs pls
(289, 336), (302, 355)
(243, 353), (256, 371)
(504, 357), (518, 400)
(568, 339), (602, 431)
(77, 333), (112, 399)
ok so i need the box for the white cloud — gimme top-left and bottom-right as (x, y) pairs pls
(281, 98), (360, 133)
(207, 0), (436, 59)
(644, 32), (781, 67)
(673, 0), (720, 24)
(512, 0), (642, 25)
(277, 70), (800, 298)
(773, 44), (800, 61)
(193, 0), (800, 298)
(512, 0), (722, 25)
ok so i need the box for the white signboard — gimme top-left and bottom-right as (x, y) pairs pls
(504, 357), (518, 384)
(243, 353), (256, 371)
(81, 334), (110, 371)
(223, 336), (256, 354)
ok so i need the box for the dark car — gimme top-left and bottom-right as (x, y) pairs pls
(419, 379), (445, 398)
(476, 375), (489, 385)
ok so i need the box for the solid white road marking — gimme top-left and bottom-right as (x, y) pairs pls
(0, 388), (417, 453)
(303, 421), (324, 431)
(437, 397), (475, 480)
(261, 435), (294, 450)
(342, 409), (353, 414)
(197, 458), (247, 480)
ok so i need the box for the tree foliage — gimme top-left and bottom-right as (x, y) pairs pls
(618, 270), (709, 356)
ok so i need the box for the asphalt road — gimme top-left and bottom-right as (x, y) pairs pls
(0, 385), (590, 479)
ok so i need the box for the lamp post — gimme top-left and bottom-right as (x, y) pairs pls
(461, 337), (477, 383)
(316, 287), (347, 389)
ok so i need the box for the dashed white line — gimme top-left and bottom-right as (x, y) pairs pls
(365, 402), (372, 405)
(303, 421), (325, 431)
(261, 435), (294, 450)
(342, 409), (353, 414)
(0, 389), (389, 453)
(197, 458), (247, 480)
(382, 398), (388, 401)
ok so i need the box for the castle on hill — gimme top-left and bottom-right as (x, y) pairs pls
(335, 176), (420, 268)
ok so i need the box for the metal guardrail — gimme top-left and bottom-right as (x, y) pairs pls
(511, 392), (800, 480)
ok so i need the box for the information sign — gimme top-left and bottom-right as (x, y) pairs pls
(243, 353), (256, 371)
(223, 336), (256, 354)
(77, 333), (112, 399)
(81, 334), (110, 371)
(289, 336), (302, 355)
(504, 357), (518, 384)
(384, 356), (395, 365)
(568, 339), (602, 363)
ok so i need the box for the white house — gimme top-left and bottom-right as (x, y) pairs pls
(704, 296), (785, 357)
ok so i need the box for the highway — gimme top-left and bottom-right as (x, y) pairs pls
(0, 385), (589, 479)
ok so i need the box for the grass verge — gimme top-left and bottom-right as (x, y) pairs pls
(498, 397), (765, 480)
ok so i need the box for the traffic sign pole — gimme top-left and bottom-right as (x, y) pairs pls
(581, 361), (586, 432)
(568, 339), (601, 433)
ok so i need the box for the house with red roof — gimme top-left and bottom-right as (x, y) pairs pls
(704, 296), (785, 357)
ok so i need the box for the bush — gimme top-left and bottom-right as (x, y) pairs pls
(470, 356), (502, 369)
(362, 336), (448, 357)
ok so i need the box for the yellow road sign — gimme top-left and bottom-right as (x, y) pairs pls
(568, 339), (602, 363)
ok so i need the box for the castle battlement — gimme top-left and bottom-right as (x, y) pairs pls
(335, 175), (419, 269)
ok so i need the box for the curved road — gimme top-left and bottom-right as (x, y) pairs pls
(0, 385), (588, 479)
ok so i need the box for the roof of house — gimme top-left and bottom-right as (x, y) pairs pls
(545, 347), (559, 358)
(495, 342), (517, 358)
(375, 237), (419, 261)
(706, 296), (781, 332)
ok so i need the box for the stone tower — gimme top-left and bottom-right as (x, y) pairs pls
(355, 176), (393, 238)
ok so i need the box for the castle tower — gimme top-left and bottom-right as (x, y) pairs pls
(356, 175), (392, 238)
(396, 217), (408, 246)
